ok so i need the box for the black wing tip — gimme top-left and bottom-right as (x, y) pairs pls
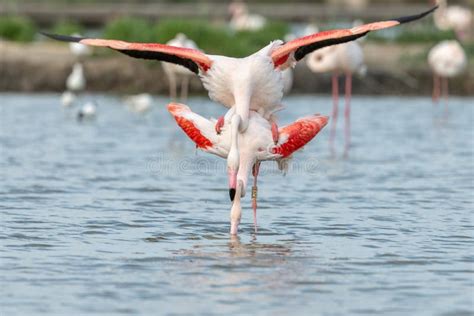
(40, 32), (85, 43)
(395, 5), (438, 24)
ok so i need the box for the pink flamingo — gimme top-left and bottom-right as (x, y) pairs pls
(168, 103), (328, 235)
(306, 41), (366, 157)
(42, 6), (435, 194)
(428, 40), (467, 108)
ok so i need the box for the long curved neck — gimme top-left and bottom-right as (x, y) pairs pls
(228, 114), (241, 168)
(234, 82), (252, 133)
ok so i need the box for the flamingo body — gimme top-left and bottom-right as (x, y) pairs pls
(66, 63), (86, 92)
(428, 40), (467, 78)
(168, 102), (328, 234)
(124, 93), (153, 113)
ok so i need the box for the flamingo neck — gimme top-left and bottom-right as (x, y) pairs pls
(227, 114), (241, 184)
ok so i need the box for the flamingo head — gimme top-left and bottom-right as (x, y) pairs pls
(230, 180), (244, 235)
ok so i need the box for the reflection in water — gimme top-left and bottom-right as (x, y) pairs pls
(1, 94), (473, 315)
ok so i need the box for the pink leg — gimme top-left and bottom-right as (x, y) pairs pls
(215, 116), (225, 134)
(432, 73), (441, 105)
(329, 71), (339, 157)
(442, 77), (449, 115)
(251, 161), (261, 233)
(343, 72), (352, 158)
(271, 121), (279, 144)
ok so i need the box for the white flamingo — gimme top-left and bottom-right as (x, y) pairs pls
(306, 41), (366, 157)
(432, 0), (472, 40)
(77, 101), (97, 121)
(124, 93), (153, 113)
(66, 62), (86, 93)
(167, 102), (328, 234)
(69, 33), (91, 58)
(161, 33), (199, 101)
(42, 6), (436, 191)
(229, 1), (266, 32)
(61, 91), (76, 107)
(428, 40), (467, 105)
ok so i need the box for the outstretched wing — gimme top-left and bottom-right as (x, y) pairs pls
(167, 103), (228, 157)
(271, 115), (329, 158)
(271, 6), (437, 69)
(41, 32), (212, 74)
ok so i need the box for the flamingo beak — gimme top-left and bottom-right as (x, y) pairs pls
(228, 169), (237, 201)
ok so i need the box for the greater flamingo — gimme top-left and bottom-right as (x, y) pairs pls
(123, 93), (153, 113)
(42, 5), (436, 191)
(77, 101), (97, 121)
(431, 0), (472, 41)
(306, 41), (366, 157)
(428, 40), (467, 106)
(161, 33), (199, 101)
(168, 103), (328, 234)
(229, 1), (266, 32)
(61, 34), (90, 107)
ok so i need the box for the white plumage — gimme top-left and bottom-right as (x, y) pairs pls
(66, 63), (86, 92)
(124, 93), (153, 113)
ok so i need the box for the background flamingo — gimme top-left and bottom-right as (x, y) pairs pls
(168, 102), (328, 235)
(428, 40), (467, 108)
(432, 0), (472, 41)
(229, 1), (266, 32)
(306, 41), (366, 157)
(161, 33), (199, 102)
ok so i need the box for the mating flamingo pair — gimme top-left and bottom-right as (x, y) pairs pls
(43, 6), (436, 234)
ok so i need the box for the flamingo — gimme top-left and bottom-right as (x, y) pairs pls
(66, 62), (86, 93)
(167, 103), (328, 234)
(42, 5), (436, 192)
(229, 1), (266, 32)
(61, 91), (76, 107)
(428, 40), (467, 106)
(161, 33), (199, 101)
(431, 0), (472, 41)
(124, 93), (153, 113)
(77, 101), (97, 121)
(69, 33), (92, 59)
(306, 41), (366, 157)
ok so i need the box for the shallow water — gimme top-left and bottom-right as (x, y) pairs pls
(1, 93), (473, 316)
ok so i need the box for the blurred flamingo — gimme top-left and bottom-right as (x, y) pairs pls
(229, 1), (266, 31)
(431, 0), (472, 41)
(306, 41), (366, 157)
(428, 40), (467, 107)
(161, 33), (200, 102)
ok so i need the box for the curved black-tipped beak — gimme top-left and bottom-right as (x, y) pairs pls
(229, 188), (236, 201)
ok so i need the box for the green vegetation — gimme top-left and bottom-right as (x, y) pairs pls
(51, 20), (84, 36)
(0, 16), (36, 42)
(104, 17), (289, 57)
(367, 24), (457, 44)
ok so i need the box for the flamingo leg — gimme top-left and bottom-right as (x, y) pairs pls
(180, 76), (189, 102)
(442, 77), (449, 114)
(343, 72), (352, 158)
(329, 71), (339, 157)
(271, 121), (279, 144)
(251, 161), (261, 234)
(432, 73), (441, 104)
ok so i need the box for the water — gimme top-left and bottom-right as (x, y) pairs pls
(1, 93), (473, 316)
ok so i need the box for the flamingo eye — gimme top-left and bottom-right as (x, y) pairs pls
(316, 55), (323, 62)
